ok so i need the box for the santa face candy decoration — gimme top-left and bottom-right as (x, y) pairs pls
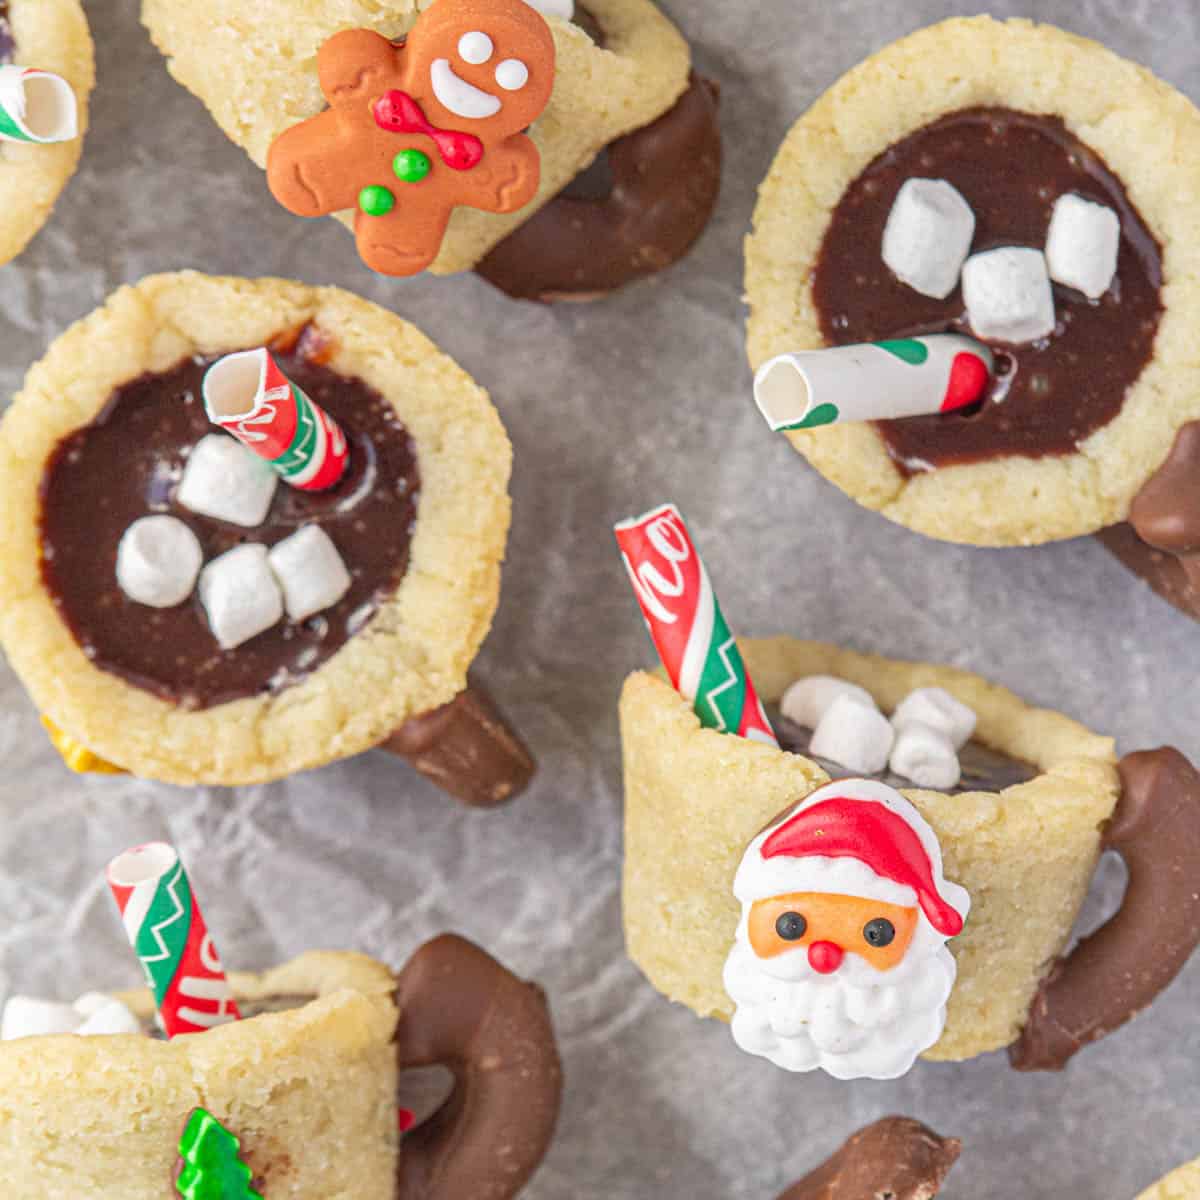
(724, 779), (969, 1081)
(0, 273), (534, 803)
(744, 17), (1200, 618)
(0, 0), (93, 266)
(142, 0), (720, 298)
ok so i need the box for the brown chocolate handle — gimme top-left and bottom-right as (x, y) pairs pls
(475, 74), (721, 300)
(380, 679), (536, 807)
(394, 935), (562, 1200)
(1010, 748), (1200, 1070)
(775, 1117), (960, 1200)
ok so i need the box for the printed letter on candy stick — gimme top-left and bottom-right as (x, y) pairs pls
(107, 843), (240, 1038)
(203, 349), (348, 492)
(614, 503), (776, 746)
(754, 334), (992, 432)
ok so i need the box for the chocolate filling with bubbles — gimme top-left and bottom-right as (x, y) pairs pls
(813, 107), (1162, 474)
(38, 326), (420, 709)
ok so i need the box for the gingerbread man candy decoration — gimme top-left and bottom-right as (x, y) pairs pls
(267, 0), (555, 277)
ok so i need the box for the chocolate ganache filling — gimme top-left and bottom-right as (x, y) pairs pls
(814, 107), (1163, 474)
(0, 2), (14, 65)
(773, 710), (1036, 795)
(39, 328), (420, 709)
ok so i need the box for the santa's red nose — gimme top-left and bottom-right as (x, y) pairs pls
(808, 941), (844, 974)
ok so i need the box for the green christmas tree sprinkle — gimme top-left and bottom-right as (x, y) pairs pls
(176, 1108), (264, 1200)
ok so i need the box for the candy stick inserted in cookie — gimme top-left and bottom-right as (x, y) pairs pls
(615, 503), (777, 745)
(106, 843), (241, 1037)
(753, 334), (993, 431)
(0, 65), (78, 144)
(203, 348), (348, 491)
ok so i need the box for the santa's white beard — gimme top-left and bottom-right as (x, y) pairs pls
(721, 932), (956, 1081)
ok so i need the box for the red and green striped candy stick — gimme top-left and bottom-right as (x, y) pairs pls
(203, 348), (349, 491)
(615, 503), (777, 746)
(106, 843), (241, 1038)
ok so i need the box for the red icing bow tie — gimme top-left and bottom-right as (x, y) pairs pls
(372, 90), (484, 170)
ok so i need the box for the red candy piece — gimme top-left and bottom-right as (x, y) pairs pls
(398, 1108), (416, 1133)
(941, 351), (990, 413)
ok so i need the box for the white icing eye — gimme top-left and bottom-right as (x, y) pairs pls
(458, 31), (493, 64)
(495, 58), (529, 91)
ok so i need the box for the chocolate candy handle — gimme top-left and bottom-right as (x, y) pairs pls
(380, 679), (536, 807)
(393, 935), (563, 1200)
(775, 1117), (960, 1200)
(1011, 747), (1200, 1070)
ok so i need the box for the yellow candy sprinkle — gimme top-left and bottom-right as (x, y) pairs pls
(40, 716), (125, 775)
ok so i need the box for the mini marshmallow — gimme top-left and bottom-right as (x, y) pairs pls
(198, 543), (284, 650)
(780, 675), (878, 729)
(889, 721), (962, 790)
(176, 433), (278, 528)
(521, 0), (574, 17)
(962, 247), (1056, 344)
(809, 693), (895, 776)
(1, 996), (83, 1040)
(116, 515), (203, 608)
(267, 525), (352, 622)
(1045, 193), (1120, 300)
(74, 998), (141, 1036)
(891, 687), (977, 750)
(881, 178), (976, 299)
(72, 991), (117, 1019)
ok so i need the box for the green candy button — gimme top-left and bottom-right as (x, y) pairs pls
(358, 185), (395, 217)
(393, 149), (432, 183)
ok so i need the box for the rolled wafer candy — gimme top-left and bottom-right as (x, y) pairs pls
(0, 65), (78, 144)
(203, 348), (348, 491)
(615, 503), (776, 745)
(753, 334), (993, 431)
(106, 843), (241, 1038)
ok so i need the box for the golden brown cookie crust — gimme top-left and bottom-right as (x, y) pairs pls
(140, 0), (690, 274)
(1136, 1158), (1200, 1200)
(0, 0), (94, 266)
(0, 272), (513, 785)
(0, 952), (399, 1200)
(745, 17), (1200, 546)
(621, 636), (1120, 1061)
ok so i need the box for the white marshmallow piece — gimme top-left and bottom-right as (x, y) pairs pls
(881, 178), (976, 299)
(74, 998), (141, 1036)
(891, 687), (977, 750)
(780, 675), (877, 730)
(198, 544), (284, 649)
(520, 0), (574, 18)
(116, 515), (203, 608)
(72, 991), (118, 1019)
(267, 525), (352, 622)
(809, 694), (895, 776)
(176, 434), (278, 528)
(1045, 193), (1120, 300)
(889, 722), (962, 790)
(1, 996), (83, 1040)
(962, 247), (1056, 344)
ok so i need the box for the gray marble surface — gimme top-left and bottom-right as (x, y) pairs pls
(1, 1), (1198, 1196)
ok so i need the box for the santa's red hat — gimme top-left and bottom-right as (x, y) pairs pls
(733, 779), (969, 938)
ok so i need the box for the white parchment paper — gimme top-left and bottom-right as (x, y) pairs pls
(1, 1), (1199, 1196)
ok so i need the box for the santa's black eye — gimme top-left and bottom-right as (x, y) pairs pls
(775, 912), (807, 941)
(862, 918), (896, 947)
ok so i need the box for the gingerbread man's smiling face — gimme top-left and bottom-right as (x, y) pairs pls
(405, 0), (556, 140)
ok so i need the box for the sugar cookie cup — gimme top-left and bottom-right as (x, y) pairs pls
(0, 0), (94, 265)
(621, 637), (1200, 1067)
(0, 273), (523, 790)
(141, 0), (718, 293)
(744, 17), (1200, 547)
(0, 938), (562, 1200)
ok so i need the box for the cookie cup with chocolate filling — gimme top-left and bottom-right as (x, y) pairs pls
(142, 0), (719, 296)
(0, 0), (94, 265)
(745, 17), (1200, 546)
(0, 272), (512, 786)
(0, 939), (562, 1200)
(622, 637), (1200, 1067)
